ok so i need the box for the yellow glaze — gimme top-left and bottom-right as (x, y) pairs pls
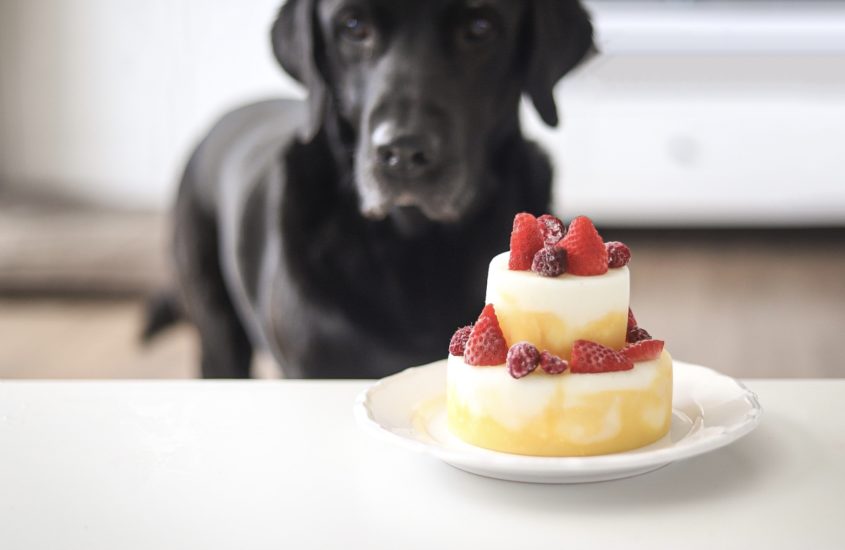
(495, 304), (627, 361)
(447, 351), (673, 456)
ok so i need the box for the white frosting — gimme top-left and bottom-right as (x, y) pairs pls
(485, 252), (629, 328)
(447, 353), (667, 431)
(568, 397), (622, 445)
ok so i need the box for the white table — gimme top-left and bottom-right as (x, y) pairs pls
(1, 379), (843, 550)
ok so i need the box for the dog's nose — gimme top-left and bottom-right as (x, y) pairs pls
(374, 133), (441, 179)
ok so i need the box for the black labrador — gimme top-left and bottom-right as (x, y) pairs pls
(150, 0), (594, 378)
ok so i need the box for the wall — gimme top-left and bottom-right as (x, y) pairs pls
(1, 1), (844, 225)
(0, 0), (302, 210)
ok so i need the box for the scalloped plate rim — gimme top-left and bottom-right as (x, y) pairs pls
(354, 360), (762, 481)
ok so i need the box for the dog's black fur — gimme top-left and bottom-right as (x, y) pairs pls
(152, 0), (594, 378)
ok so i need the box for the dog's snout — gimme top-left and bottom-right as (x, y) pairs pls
(376, 136), (438, 177)
(372, 123), (441, 179)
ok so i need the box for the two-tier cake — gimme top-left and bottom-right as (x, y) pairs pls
(446, 214), (673, 457)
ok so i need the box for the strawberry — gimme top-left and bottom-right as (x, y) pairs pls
(537, 214), (566, 245)
(464, 304), (508, 366)
(570, 340), (633, 373)
(627, 308), (637, 332)
(557, 216), (608, 276)
(606, 241), (631, 268)
(621, 339), (665, 362)
(448, 325), (473, 356)
(508, 213), (544, 270)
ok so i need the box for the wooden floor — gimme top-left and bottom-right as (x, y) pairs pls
(0, 298), (197, 379)
(617, 228), (845, 379)
(0, 195), (843, 379)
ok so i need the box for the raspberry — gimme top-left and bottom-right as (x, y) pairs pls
(627, 326), (652, 343)
(627, 308), (637, 332)
(448, 325), (473, 356)
(508, 213), (544, 270)
(539, 351), (568, 374)
(464, 304), (508, 366)
(606, 241), (631, 268)
(622, 339), (665, 362)
(626, 309), (653, 343)
(537, 214), (566, 245)
(570, 340), (634, 373)
(531, 245), (567, 277)
(506, 342), (540, 379)
(557, 216), (608, 276)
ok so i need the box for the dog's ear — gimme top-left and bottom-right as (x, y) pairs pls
(271, 0), (326, 141)
(524, 0), (595, 127)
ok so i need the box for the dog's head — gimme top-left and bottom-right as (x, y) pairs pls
(272, 0), (593, 224)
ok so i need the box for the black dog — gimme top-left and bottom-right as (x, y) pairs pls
(149, 0), (594, 378)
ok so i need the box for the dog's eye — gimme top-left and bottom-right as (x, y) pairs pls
(338, 11), (373, 43)
(460, 11), (497, 43)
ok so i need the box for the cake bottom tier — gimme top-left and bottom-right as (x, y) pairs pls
(447, 351), (673, 457)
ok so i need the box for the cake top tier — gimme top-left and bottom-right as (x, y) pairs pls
(486, 251), (630, 360)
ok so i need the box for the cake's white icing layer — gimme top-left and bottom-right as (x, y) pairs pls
(447, 352), (669, 432)
(485, 252), (629, 327)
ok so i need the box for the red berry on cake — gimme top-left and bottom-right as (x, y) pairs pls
(557, 216), (608, 276)
(464, 304), (509, 366)
(539, 351), (568, 374)
(627, 308), (637, 332)
(449, 325), (473, 356)
(606, 241), (631, 268)
(627, 326), (652, 343)
(508, 213), (544, 270)
(537, 214), (566, 245)
(531, 245), (567, 277)
(507, 342), (540, 379)
(626, 308), (654, 343)
(622, 339), (665, 362)
(570, 340), (634, 373)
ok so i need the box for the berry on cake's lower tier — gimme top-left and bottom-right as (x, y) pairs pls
(447, 350), (673, 456)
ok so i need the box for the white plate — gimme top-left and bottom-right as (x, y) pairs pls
(354, 360), (762, 483)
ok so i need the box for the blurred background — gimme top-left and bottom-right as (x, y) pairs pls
(1, 0), (843, 378)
